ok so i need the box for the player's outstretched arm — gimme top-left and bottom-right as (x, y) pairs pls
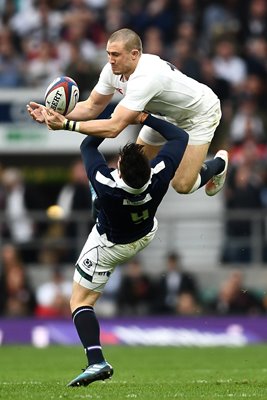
(42, 102), (141, 137)
(27, 89), (113, 126)
(141, 114), (189, 173)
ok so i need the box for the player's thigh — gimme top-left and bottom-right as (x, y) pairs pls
(136, 126), (163, 160)
(136, 136), (162, 160)
(70, 281), (101, 311)
(172, 143), (210, 193)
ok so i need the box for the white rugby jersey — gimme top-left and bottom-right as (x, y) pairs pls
(94, 54), (219, 125)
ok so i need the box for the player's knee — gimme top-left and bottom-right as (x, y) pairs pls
(171, 179), (192, 194)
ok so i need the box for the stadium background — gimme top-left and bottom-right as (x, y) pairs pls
(0, 0), (267, 347)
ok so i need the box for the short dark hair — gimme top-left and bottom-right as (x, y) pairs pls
(119, 143), (151, 189)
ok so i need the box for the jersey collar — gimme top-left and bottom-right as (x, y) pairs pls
(111, 169), (152, 195)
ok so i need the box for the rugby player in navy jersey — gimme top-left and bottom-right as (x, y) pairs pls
(65, 113), (188, 387)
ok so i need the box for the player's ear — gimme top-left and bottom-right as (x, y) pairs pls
(131, 49), (139, 59)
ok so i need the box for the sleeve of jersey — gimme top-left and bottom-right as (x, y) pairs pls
(93, 63), (116, 96)
(80, 136), (107, 183)
(119, 75), (161, 111)
(143, 115), (189, 174)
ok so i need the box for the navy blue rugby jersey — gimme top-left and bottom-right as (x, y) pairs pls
(80, 116), (188, 244)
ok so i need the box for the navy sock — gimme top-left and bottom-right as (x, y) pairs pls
(199, 157), (225, 188)
(72, 306), (105, 365)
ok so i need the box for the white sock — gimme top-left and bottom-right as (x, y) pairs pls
(188, 174), (201, 194)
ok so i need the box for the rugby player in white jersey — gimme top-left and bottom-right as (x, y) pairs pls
(27, 28), (228, 197)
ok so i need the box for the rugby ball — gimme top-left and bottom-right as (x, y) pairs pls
(44, 76), (79, 115)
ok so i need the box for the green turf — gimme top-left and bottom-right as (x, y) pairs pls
(0, 344), (267, 399)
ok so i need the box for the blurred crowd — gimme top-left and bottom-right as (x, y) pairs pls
(1, 0), (267, 317)
(0, 0), (266, 263)
(0, 245), (266, 318)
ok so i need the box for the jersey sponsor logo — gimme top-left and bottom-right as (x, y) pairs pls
(123, 193), (152, 206)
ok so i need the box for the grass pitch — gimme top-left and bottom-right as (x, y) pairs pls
(0, 344), (267, 400)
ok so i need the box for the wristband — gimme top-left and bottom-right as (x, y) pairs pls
(63, 119), (80, 132)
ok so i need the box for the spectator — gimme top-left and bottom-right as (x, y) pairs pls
(0, 243), (36, 316)
(55, 158), (92, 262)
(0, 0), (17, 25)
(154, 252), (199, 314)
(176, 0), (200, 29)
(200, 0), (242, 52)
(0, 26), (25, 87)
(228, 93), (265, 145)
(199, 56), (232, 105)
(63, 42), (100, 98)
(175, 19), (197, 44)
(240, 0), (267, 41)
(212, 37), (247, 89)
(244, 36), (267, 80)
(1, 167), (44, 262)
(207, 270), (264, 315)
(57, 159), (92, 220)
(58, 21), (98, 68)
(221, 157), (264, 263)
(142, 26), (166, 59)
(117, 257), (155, 316)
(103, 0), (129, 34)
(9, 0), (64, 50)
(175, 291), (202, 315)
(168, 37), (201, 80)
(58, 20), (100, 94)
(63, 0), (97, 32)
(240, 74), (267, 114)
(25, 40), (63, 87)
(35, 266), (72, 318)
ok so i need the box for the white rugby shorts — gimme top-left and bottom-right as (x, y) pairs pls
(73, 219), (158, 292)
(139, 100), (222, 146)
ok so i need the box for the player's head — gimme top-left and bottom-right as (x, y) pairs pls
(109, 29), (142, 53)
(118, 143), (151, 190)
(107, 29), (142, 78)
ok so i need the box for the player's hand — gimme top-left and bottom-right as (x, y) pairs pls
(41, 108), (65, 130)
(26, 102), (46, 123)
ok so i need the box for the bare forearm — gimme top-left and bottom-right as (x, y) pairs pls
(74, 118), (125, 138)
(66, 91), (113, 121)
(66, 100), (102, 121)
(65, 103), (138, 138)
